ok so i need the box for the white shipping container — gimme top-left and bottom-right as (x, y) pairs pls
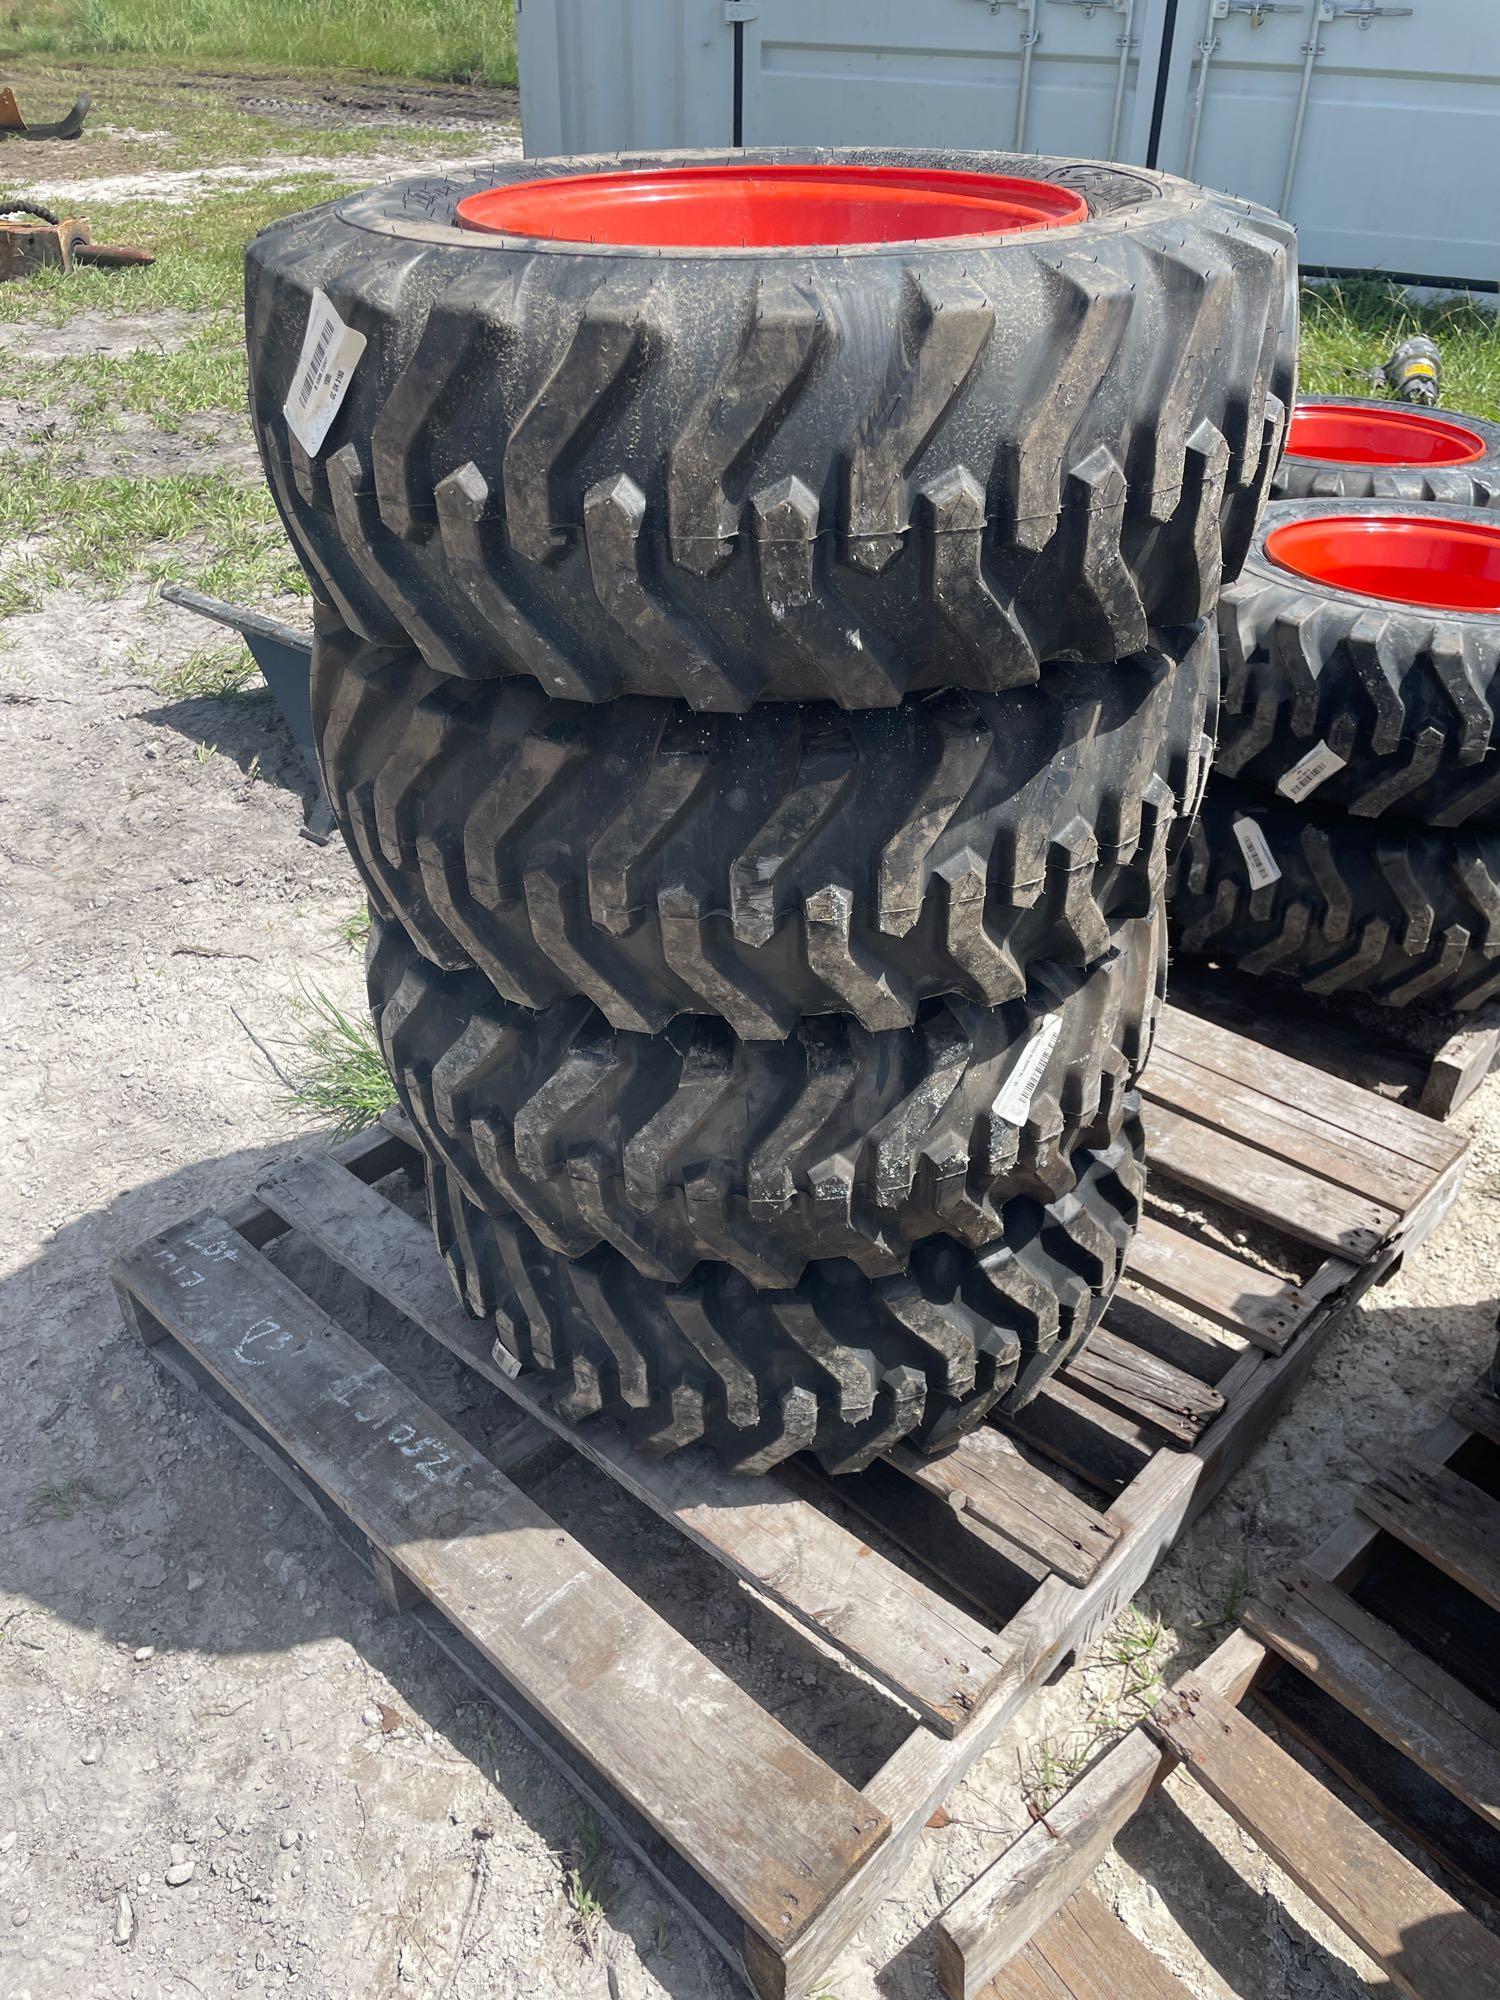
(515, 0), (1499, 286)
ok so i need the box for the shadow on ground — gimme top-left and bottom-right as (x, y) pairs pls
(2, 1135), (927, 1998)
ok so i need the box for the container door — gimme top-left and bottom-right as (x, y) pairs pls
(516, 0), (732, 156)
(1151, 0), (1500, 284)
(739, 0), (1170, 163)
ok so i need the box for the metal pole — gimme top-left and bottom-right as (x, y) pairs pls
(1014, 0), (1039, 148)
(1107, 0), (1136, 157)
(1183, 0), (1221, 176)
(1280, 2), (1329, 213)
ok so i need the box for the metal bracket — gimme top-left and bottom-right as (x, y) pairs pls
(1046, 0), (1126, 16)
(1326, 0), (1412, 21)
(1213, 0), (1303, 21)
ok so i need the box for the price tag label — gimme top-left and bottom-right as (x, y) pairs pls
(993, 1012), (1065, 1127)
(1277, 738), (1347, 803)
(283, 289), (366, 457)
(1233, 816), (1281, 891)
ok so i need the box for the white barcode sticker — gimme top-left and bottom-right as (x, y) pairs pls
(1277, 738), (1347, 803)
(282, 290), (366, 457)
(993, 1012), (1066, 1128)
(1232, 815), (1281, 891)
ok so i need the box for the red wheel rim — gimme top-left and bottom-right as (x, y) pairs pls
(1284, 401), (1487, 469)
(1266, 513), (1500, 614)
(454, 163), (1089, 248)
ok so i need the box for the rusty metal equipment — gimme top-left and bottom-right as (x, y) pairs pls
(0, 201), (153, 282)
(0, 86), (91, 140)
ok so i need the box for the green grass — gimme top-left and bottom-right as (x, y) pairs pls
(148, 641), (262, 700)
(285, 986), (395, 1134)
(1301, 279), (1500, 421)
(0, 175), (361, 322)
(0, 451), (303, 614)
(5, 319), (246, 428)
(6, 0), (517, 87)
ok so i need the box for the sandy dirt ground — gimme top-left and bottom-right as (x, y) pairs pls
(4, 63), (1500, 2000)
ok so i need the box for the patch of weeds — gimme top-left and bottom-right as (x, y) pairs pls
(1018, 1728), (1104, 1816)
(284, 985), (395, 1135)
(337, 905), (371, 953)
(30, 1478), (84, 1522)
(562, 1807), (611, 1955)
(1098, 1605), (1167, 1714)
(478, 1725), (503, 1789)
(1196, 1562), (1252, 1634)
(7, 318), (248, 430)
(194, 740), (220, 766)
(0, 567), (42, 622)
(0, 451), (304, 619)
(149, 642), (262, 701)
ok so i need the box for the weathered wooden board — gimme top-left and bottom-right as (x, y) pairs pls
(1146, 1676), (1500, 2000)
(116, 1214), (889, 1946)
(255, 1150), (1015, 1738)
(887, 1427), (1118, 1587)
(1419, 1017), (1500, 1122)
(1144, 1098), (1395, 1258)
(1357, 1461), (1500, 1617)
(1124, 1217), (1307, 1350)
(984, 1889), (1190, 2000)
(1156, 1005), (1465, 1180)
(1243, 1572), (1500, 1832)
(1142, 1045), (1434, 1213)
(935, 1631), (1265, 2000)
(1060, 1326), (1223, 1444)
(1256, 1666), (1500, 1912)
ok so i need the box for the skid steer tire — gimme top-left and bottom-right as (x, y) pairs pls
(315, 615), (1216, 1037)
(1170, 783), (1500, 1011)
(1215, 500), (1500, 828)
(1272, 395), (1500, 508)
(247, 148), (1294, 705)
(421, 1110), (1145, 1475)
(368, 902), (1163, 1289)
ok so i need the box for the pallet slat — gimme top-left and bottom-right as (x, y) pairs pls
(1145, 1675), (1500, 2000)
(887, 1428), (1119, 1586)
(1124, 1216), (1306, 1350)
(985, 1890), (1190, 2000)
(255, 1151), (1014, 1739)
(1141, 1046), (1434, 1214)
(1059, 1326), (1223, 1444)
(935, 1631), (1266, 2000)
(116, 1214), (889, 1945)
(1357, 1461), (1500, 1617)
(1155, 1004), (1464, 1177)
(1243, 1573), (1500, 1833)
(1144, 1098), (1396, 1258)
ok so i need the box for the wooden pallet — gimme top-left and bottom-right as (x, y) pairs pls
(936, 1359), (1500, 2000)
(112, 1001), (1466, 2000)
(1171, 958), (1500, 1122)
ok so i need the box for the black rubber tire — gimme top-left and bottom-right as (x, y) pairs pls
(368, 900), (1163, 1288)
(1271, 395), (1500, 507)
(422, 1110), (1145, 1475)
(1170, 783), (1500, 1010)
(315, 615), (1216, 1037)
(1216, 499), (1500, 828)
(247, 148), (1295, 705)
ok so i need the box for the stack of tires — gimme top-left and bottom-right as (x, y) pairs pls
(246, 150), (1296, 1474)
(1173, 395), (1500, 1011)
